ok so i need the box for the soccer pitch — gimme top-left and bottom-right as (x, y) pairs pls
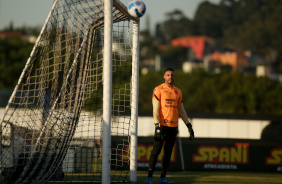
(47, 171), (282, 183)
(136, 171), (282, 184)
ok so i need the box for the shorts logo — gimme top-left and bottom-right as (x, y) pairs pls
(164, 119), (176, 125)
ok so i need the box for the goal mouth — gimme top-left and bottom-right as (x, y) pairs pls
(0, 0), (140, 183)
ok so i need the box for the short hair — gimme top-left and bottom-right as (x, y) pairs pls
(163, 68), (174, 74)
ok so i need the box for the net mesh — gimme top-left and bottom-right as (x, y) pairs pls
(0, 0), (136, 183)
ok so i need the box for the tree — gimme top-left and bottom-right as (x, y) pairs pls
(0, 38), (33, 88)
(159, 46), (188, 69)
(193, 0), (282, 71)
(222, 0), (282, 63)
(140, 29), (158, 61)
(155, 10), (192, 44)
(138, 70), (282, 115)
(154, 23), (166, 44)
(193, 1), (225, 38)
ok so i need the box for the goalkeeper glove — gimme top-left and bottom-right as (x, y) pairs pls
(154, 123), (163, 141)
(186, 123), (194, 141)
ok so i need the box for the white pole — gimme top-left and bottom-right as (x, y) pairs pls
(130, 21), (140, 183)
(102, 0), (113, 183)
(178, 135), (185, 171)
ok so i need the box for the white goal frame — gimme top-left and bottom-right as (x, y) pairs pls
(103, 0), (140, 183)
(0, 0), (140, 183)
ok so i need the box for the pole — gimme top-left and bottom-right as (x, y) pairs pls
(102, 0), (113, 183)
(130, 21), (140, 183)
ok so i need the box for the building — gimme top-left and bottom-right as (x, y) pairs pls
(0, 31), (37, 43)
(171, 36), (215, 60)
(0, 31), (24, 39)
(211, 48), (249, 71)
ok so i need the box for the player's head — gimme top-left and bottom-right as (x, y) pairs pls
(163, 68), (175, 86)
(163, 68), (174, 74)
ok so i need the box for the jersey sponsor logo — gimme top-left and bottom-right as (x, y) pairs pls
(165, 99), (176, 108)
(163, 90), (172, 95)
(265, 148), (282, 165)
(192, 143), (249, 164)
(165, 99), (175, 103)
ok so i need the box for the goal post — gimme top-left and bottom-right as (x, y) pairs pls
(130, 21), (140, 183)
(102, 0), (112, 183)
(0, 0), (140, 183)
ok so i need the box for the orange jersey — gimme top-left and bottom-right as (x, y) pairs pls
(152, 83), (182, 127)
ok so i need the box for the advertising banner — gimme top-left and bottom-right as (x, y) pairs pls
(119, 137), (282, 172)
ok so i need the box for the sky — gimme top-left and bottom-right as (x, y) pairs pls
(0, 0), (221, 32)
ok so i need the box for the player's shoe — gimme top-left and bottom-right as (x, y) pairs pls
(145, 177), (153, 184)
(159, 177), (175, 184)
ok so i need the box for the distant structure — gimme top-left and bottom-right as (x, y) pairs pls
(171, 35), (250, 72)
(171, 35), (215, 60)
(0, 31), (24, 39)
(211, 48), (249, 71)
(0, 31), (37, 43)
(256, 65), (272, 77)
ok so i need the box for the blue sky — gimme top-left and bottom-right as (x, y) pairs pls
(0, 0), (220, 31)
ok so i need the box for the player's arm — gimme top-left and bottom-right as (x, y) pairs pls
(152, 98), (163, 140)
(152, 99), (160, 125)
(178, 103), (194, 140)
(178, 102), (190, 124)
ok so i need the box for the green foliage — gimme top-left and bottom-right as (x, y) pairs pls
(149, 0), (282, 68)
(83, 61), (132, 113)
(156, 10), (193, 44)
(0, 38), (33, 88)
(2, 0), (282, 116)
(159, 46), (188, 69)
(222, 0), (282, 56)
(2, 22), (41, 36)
(140, 29), (159, 61)
(139, 70), (163, 113)
(139, 70), (282, 115)
(193, 1), (225, 38)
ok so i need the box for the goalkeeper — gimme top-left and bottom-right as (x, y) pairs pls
(145, 68), (194, 184)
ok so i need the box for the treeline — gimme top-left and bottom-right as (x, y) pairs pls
(0, 38), (33, 88)
(1, 0), (282, 115)
(141, 0), (282, 72)
(1, 0), (282, 88)
(139, 70), (282, 115)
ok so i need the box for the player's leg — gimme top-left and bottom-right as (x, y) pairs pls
(145, 137), (164, 184)
(148, 138), (163, 176)
(146, 138), (163, 183)
(160, 126), (178, 183)
(146, 127), (164, 183)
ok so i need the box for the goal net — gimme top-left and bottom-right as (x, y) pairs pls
(0, 0), (139, 183)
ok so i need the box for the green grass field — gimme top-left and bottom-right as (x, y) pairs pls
(136, 171), (282, 184)
(47, 171), (282, 184)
